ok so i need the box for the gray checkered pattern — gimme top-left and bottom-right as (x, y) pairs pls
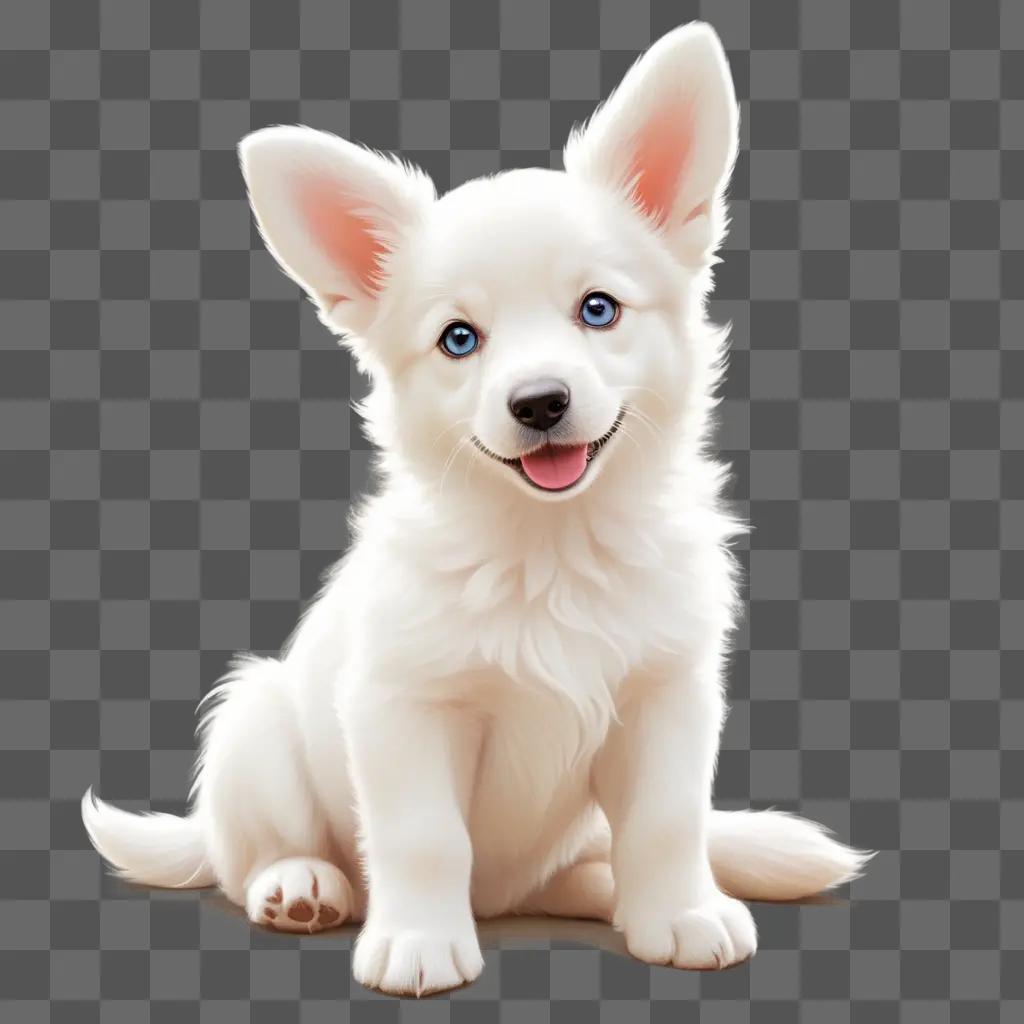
(0, 0), (1020, 1018)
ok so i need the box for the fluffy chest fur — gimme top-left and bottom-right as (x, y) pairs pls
(339, 454), (738, 735)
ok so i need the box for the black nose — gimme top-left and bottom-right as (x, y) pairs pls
(509, 380), (571, 431)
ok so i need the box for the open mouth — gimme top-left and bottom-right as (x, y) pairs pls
(472, 408), (625, 493)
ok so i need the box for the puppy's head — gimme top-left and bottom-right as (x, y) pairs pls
(240, 23), (738, 502)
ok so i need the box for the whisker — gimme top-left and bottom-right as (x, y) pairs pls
(619, 384), (670, 413)
(624, 405), (663, 438)
(438, 436), (470, 496)
(430, 417), (474, 452)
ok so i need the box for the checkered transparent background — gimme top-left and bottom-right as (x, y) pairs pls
(1, 0), (1022, 1019)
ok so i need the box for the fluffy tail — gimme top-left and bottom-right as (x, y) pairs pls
(709, 809), (872, 901)
(81, 788), (216, 889)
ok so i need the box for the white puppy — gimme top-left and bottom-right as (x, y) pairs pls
(83, 23), (869, 996)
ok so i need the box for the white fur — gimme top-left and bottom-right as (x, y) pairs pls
(82, 23), (870, 996)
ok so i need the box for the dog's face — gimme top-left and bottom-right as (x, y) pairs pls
(372, 171), (688, 501)
(240, 23), (738, 502)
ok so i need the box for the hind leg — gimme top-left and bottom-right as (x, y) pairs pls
(515, 825), (615, 921)
(246, 856), (355, 932)
(195, 657), (363, 915)
(517, 860), (615, 921)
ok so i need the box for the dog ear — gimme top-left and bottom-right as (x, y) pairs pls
(563, 22), (738, 267)
(239, 126), (435, 335)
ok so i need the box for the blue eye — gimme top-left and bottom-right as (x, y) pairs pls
(439, 322), (479, 358)
(580, 292), (619, 328)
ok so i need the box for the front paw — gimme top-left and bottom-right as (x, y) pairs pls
(352, 918), (484, 996)
(619, 892), (757, 970)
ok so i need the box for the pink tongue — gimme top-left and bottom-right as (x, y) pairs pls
(519, 444), (589, 490)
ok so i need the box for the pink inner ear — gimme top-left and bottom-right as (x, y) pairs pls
(627, 99), (696, 228)
(297, 174), (388, 297)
